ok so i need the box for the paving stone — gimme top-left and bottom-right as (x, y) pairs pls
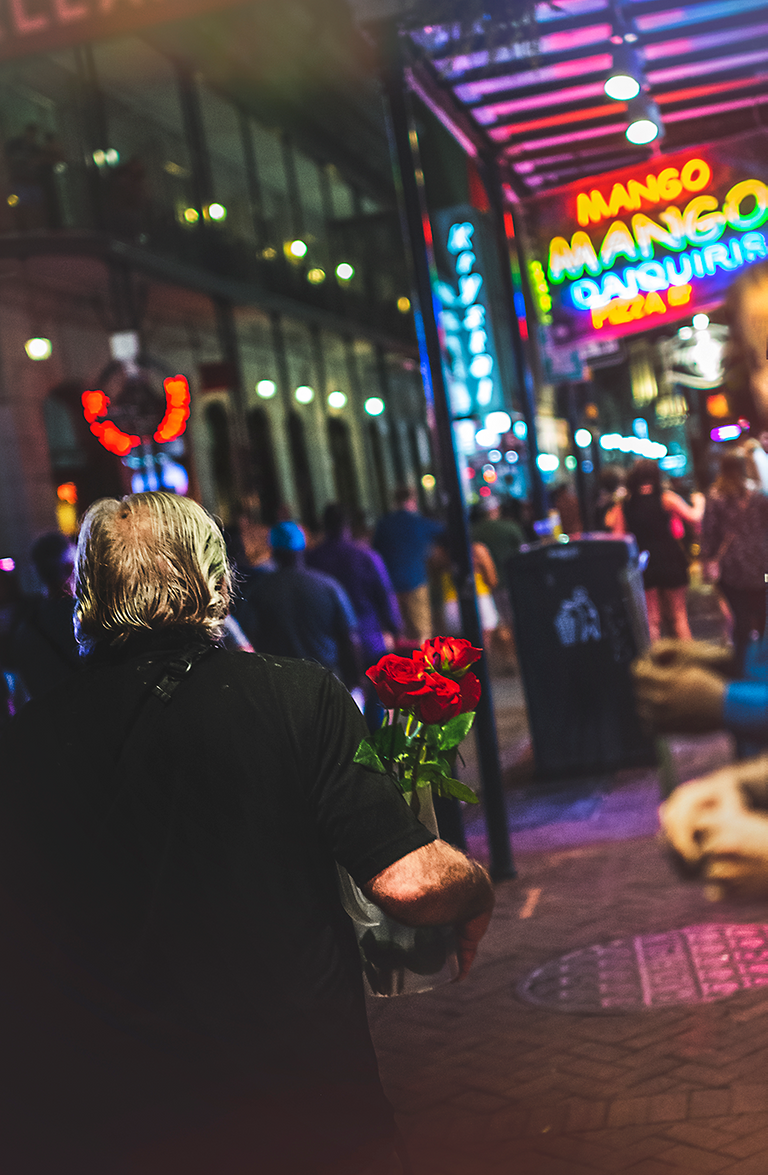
(689, 1091), (733, 1118)
(725, 1113), (768, 1136)
(656, 1144), (733, 1171)
(620, 1161), (689, 1175)
(712, 1126), (768, 1159)
(607, 1098), (649, 1127)
(564, 1097), (607, 1132)
(647, 1093), (689, 1124)
(716, 1156), (768, 1175)
(659, 1121), (743, 1153)
(731, 1086), (768, 1114)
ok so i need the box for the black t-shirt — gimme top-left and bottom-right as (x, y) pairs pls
(0, 636), (434, 1174)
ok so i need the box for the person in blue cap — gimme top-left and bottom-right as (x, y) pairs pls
(244, 519), (361, 688)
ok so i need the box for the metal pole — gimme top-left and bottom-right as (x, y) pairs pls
(378, 23), (514, 879)
(477, 155), (549, 523)
(565, 382), (591, 530)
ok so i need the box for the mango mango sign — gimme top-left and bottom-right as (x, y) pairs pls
(524, 131), (768, 346)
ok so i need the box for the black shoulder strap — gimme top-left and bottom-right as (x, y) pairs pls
(150, 645), (212, 705)
(113, 644), (213, 767)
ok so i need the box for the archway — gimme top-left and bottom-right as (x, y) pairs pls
(247, 407), (280, 524)
(288, 412), (317, 530)
(327, 416), (359, 515)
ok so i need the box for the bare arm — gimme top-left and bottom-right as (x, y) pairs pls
(362, 840), (495, 979)
(662, 489), (705, 526)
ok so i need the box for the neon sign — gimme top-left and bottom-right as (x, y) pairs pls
(433, 206), (507, 419)
(82, 375), (190, 456)
(526, 132), (768, 344)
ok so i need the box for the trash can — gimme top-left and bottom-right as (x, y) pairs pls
(507, 534), (655, 779)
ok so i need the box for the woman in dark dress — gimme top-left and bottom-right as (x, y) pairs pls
(621, 459), (704, 641)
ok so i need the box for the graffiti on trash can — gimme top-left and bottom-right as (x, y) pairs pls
(554, 587), (602, 646)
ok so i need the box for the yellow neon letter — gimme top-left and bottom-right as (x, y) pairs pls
(631, 212), (685, 260)
(576, 189), (611, 228)
(657, 168), (683, 201)
(680, 158), (711, 193)
(627, 175), (660, 208)
(683, 195), (725, 245)
(599, 221), (638, 268)
(547, 232), (601, 283)
(723, 179), (768, 232)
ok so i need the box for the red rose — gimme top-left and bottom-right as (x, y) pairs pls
(457, 671), (481, 714)
(421, 636), (482, 678)
(366, 653), (463, 723)
(366, 655), (426, 709)
(409, 673), (462, 725)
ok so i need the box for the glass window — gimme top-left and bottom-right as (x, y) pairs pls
(92, 36), (193, 242)
(197, 82), (254, 246)
(0, 49), (89, 231)
(292, 149), (327, 271)
(248, 119), (290, 255)
(238, 306), (281, 406)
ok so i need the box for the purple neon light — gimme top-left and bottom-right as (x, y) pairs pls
(405, 69), (478, 156)
(664, 91), (768, 122)
(472, 80), (605, 124)
(437, 23), (610, 79)
(455, 53), (612, 102)
(637, 0), (768, 33)
(648, 46), (768, 86)
(644, 21), (768, 61)
(711, 425), (742, 442)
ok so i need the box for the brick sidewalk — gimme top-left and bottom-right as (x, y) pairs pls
(367, 682), (768, 1174)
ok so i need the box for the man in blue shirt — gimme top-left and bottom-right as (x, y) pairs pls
(373, 486), (442, 645)
(245, 521), (361, 688)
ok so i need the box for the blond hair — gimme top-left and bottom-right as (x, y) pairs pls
(74, 492), (231, 648)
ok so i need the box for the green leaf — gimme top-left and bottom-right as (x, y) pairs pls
(353, 740), (386, 773)
(368, 723), (407, 761)
(433, 776), (479, 804)
(434, 712), (475, 750)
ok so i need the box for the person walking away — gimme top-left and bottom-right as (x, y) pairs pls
(431, 533), (499, 643)
(621, 459), (704, 641)
(307, 503), (401, 664)
(0, 491), (494, 1174)
(5, 532), (80, 699)
(373, 486), (442, 645)
(471, 496), (523, 669)
(701, 451), (768, 672)
(245, 519), (361, 688)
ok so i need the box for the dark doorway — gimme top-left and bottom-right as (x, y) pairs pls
(205, 401), (236, 524)
(368, 421), (388, 516)
(247, 408), (280, 524)
(287, 412), (317, 529)
(327, 417), (359, 515)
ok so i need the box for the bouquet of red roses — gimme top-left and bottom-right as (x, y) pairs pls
(354, 636), (482, 807)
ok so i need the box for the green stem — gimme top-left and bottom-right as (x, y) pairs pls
(409, 729), (428, 815)
(388, 708), (400, 778)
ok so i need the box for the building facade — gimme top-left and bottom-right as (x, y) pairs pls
(0, 0), (433, 581)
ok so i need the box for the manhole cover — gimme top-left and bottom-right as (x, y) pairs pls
(518, 924), (768, 1013)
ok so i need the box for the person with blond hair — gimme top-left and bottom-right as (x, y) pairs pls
(0, 491), (493, 1175)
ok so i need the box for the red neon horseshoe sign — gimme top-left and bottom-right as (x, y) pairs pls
(82, 375), (191, 456)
